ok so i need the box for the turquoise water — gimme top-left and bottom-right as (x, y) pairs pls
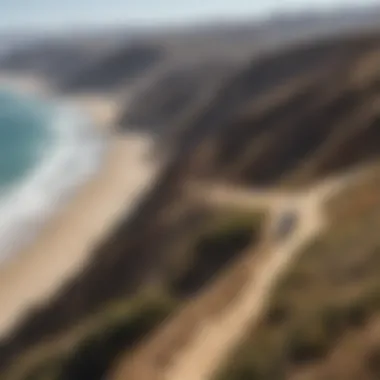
(0, 88), (106, 261)
(0, 89), (53, 191)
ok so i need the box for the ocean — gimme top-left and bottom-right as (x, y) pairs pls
(0, 90), (53, 190)
(0, 88), (107, 261)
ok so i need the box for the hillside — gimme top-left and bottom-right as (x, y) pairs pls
(172, 33), (380, 186)
(214, 170), (380, 380)
(118, 35), (380, 172)
(1, 9), (380, 380)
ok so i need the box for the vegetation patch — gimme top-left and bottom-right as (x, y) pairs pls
(4, 288), (177, 380)
(167, 210), (264, 296)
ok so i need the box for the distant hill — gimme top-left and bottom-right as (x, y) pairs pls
(58, 43), (166, 93)
(1, 4), (379, 94)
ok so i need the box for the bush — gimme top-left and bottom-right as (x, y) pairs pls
(170, 211), (264, 296)
(286, 317), (333, 363)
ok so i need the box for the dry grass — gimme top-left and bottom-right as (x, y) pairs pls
(214, 169), (380, 380)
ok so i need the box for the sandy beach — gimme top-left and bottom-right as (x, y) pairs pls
(0, 74), (159, 337)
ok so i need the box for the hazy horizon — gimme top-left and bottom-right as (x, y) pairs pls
(1, 0), (379, 34)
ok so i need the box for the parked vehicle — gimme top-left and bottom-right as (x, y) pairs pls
(274, 212), (297, 240)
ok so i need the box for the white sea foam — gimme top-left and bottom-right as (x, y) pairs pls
(0, 99), (108, 262)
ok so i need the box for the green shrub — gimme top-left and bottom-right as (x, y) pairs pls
(169, 211), (264, 296)
(287, 320), (331, 363)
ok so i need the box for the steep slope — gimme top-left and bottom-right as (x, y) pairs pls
(119, 59), (240, 148)
(169, 33), (380, 186)
(2, 20), (380, 380)
(116, 33), (380, 181)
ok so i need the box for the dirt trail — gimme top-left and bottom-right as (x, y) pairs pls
(160, 176), (355, 380)
(110, 171), (360, 380)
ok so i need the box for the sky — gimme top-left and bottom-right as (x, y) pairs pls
(1, 0), (379, 32)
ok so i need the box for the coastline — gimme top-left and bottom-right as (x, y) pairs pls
(0, 86), (108, 263)
(0, 73), (159, 337)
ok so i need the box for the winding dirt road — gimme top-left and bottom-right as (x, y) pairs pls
(110, 171), (362, 380)
(162, 186), (324, 380)
(162, 175), (359, 380)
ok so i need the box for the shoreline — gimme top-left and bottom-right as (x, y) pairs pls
(0, 72), (120, 133)
(0, 86), (109, 263)
(0, 73), (159, 337)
